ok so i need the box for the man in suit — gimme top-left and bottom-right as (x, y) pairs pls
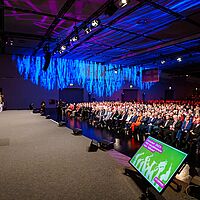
(186, 117), (200, 142)
(166, 115), (182, 145)
(138, 112), (149, 142)
(176, 115), (192, 142)
(151, 114), (164, 138)
(183, 117), (200, 154)
(145, 112), (158, 134)
(161, 115), (173, 131)
(118, 110), (128, 126)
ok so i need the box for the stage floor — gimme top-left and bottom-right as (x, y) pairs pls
(46, 109), (200, 169)
(46, 108), (141, 158)
(0, 110), (199, 200)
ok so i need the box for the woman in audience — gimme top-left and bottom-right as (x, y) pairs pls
(131, 112), (143, 133)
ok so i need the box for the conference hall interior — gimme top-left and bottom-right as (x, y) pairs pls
(0, 0), (200, 199)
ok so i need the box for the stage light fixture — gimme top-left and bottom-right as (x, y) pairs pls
(169, 87), (172, 90)
(59, 50), (63, 54)
(69, 83), (74, 86)
(161, 60), (165, 64)
(70, 35), (79, 42)
(83, 22), (92, 34)
(130, 84), (133, 88)
(70, 26), (80, 42)
(196, 88), (198, 91)
(84, 26), (92, 34)
(119, 0), (129, 7)
(114, 69), (118, 74)
(186, 74), (189, 77)
(71, 35), (79, 42)
(91, 19), (100, 28)
(5, 38), (14, 46)
(177, 57), (182, 62)
(61, 45), (66, 51)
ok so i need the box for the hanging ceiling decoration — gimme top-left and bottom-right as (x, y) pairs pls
(14, 55), (154, 97)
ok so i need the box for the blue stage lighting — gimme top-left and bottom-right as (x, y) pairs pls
(14, 56), (154, 97)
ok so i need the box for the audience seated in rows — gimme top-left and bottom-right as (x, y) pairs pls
(65, 101), (200, 155)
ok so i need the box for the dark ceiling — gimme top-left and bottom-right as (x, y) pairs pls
(0, 0), (200, 74)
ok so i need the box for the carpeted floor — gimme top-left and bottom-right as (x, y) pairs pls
(0, 111), (141, 200)
(0, 111), (197, 200)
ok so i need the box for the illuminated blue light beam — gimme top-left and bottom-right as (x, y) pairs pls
(14, 55), (154, 97)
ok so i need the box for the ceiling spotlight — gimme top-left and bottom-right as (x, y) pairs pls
(169, 87), (172, 90)
(73, 35), (79, 41)
(196, 88), (198, 91)
(119, 0), (129, 7)
(61, 45), (66, 51)
(186, 74), (189, 77)
(161, 60), (166, 64)
(84, 26), (92, 34)
(130, 84), (133, 88)
(83, 22), (92, 34)
(177, 57), (182, 62)
(70, 26), (79, 42)
(114, 69), (118, 74)
(10, 40), (14, 46)
(91, 19), (100, 28)
(71, 35), (79, 42)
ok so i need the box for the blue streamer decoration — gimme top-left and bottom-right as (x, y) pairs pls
(14, 55), (154, 97)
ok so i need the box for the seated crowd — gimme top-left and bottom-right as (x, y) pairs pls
(65, 101), (200, 155)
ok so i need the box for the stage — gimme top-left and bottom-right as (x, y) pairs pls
(0, 111), (198, 200)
